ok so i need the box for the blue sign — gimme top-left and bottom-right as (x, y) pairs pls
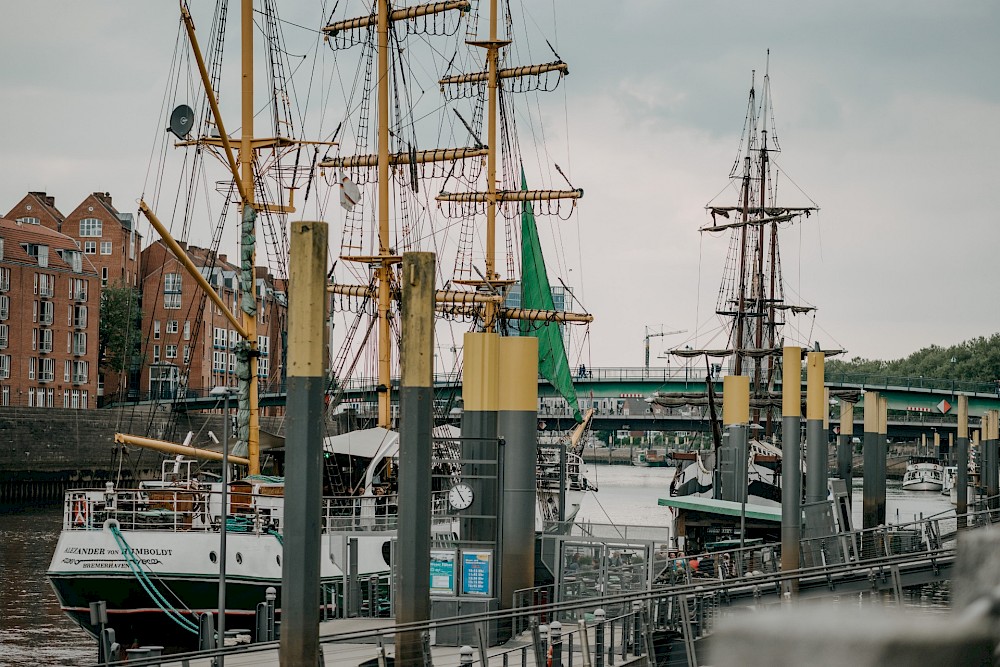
(461, 550), (492, 596)
(430, 550), (456, 595)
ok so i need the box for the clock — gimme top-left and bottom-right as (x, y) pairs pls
(448, 482), (474, 510)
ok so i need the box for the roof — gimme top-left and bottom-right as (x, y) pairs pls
(0, 217), (98, 274)
(323, 427), (398, 459)
(657, 495), (782, 523)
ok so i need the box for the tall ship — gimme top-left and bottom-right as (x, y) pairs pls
(47, 0), (593, 650)
(652, 62), (835, 509)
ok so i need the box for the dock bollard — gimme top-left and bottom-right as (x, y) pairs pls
(632, 600), (643, 656)
(594, 609), (606, 667)
(551, 621), (563, 666)
(459, 645), (474, 665)
(540, 624), (549, 657)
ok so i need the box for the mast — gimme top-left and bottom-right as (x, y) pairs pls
(375, 0), (393, 428)
(240, 0), (261, 474)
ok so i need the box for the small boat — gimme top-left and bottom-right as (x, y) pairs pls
(943, 464), (976, 505)
(902, 457), (944, 492)
(633, 447), (670, 467)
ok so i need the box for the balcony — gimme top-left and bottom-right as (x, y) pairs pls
(73, 290), (88, 302)
(72, 374), (88, 385)
(39, 342), (53, 354)
(0, 308), (7, 321)
(72, 346), (86, 357)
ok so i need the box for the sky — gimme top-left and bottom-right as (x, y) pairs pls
(1, 1), (998, 369)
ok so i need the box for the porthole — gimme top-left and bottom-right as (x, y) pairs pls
(87, 206), (94, 212)
(276, 554), (281, 567)
(236, 552), (243, 565)
(209, 551), (218, 564)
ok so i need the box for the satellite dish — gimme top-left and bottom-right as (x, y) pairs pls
(168, 105), (194, 140)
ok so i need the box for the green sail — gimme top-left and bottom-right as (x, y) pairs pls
(519, 170), (583, 423)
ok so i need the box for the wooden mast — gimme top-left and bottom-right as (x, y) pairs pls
(375, 0), (393, 428)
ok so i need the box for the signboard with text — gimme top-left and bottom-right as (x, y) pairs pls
(430, 549), (457, 595)
(461, 550), (492, 596)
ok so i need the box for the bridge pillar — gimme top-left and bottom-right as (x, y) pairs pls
(877, 396), (888, 525)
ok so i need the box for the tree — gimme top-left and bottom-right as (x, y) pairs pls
(99, 280), (142, 376)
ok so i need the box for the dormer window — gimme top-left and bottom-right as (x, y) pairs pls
(21, 243), (49, 268)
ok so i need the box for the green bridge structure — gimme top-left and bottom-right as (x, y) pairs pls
(153, 367), (1000, 441)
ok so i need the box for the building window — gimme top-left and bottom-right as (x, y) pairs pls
(257, 335), (270, 355)
(164, 273), (182, 293)
(228, 353), (235, 374)
(166, 344), (177, 359)
(167, 320), (178, 335)
(70, 278), (87, 301)
(164, 293), (181, 309)
(183, 345), (191, 363)
(39, 358), (55, 382)
(39, 329), (53, 353)
(183, 321), (191, 340)
(101, 267), (108, 287)
(1, 386), (8, 405)
(258, 356), (269, 378)
(80, 218), (103, 237)
(0, 355), (9, 379)
(72, 360), (88, 384)
(84, 241), (97, 255)
(73, 332), (87, 356)
(0, 296), (7, 321)
(100, 241), (112, 255)
(153, 345), (161, 363)
(16, 216), (39, 225)
(82, 390), (88, 409)
(214, 327), (227, 349)
(70, 389), (80, 409)
(47, 388), (54, 407)
(229, 330), (238, 349)
(28, 388), (34, 407)
(0, 324), (7, 349)
(61, 249), (83, 273)
(36, 273), (54, 297)
(213, 350), (226, 372)
(73, 305), (88, 328)
(28, 357), (36, 380)
(0, 268), (10, 292)
(153, 320), (161, 339)
(39, 301), (54, 325)
(64, 360), (71, 382)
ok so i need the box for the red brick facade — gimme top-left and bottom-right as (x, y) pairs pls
(139, 241), (286, 400)
(0, 218), (100, 408)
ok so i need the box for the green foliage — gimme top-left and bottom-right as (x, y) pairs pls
(99, 280), (142, 374)
(825, 334), (1000, 383)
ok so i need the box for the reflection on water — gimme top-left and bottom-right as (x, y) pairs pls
(0, 502), (91, 667)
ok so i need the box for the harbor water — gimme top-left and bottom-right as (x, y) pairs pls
(0, 465), (954, 665)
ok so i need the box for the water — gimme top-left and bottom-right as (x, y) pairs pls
(0, 502), (92, 667)
(0, 467), (955, 665)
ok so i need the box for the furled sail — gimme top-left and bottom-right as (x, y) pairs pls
(518, 169), (582, 423)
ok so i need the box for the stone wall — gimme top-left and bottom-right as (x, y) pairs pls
(0, 406), (289, 502)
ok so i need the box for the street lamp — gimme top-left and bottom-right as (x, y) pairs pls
(210, 385), (238, 665)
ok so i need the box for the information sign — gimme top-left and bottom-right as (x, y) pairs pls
(461, 550), (492, 596)
(430, 549), (457, 595)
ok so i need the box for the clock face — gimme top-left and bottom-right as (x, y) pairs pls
(448, 482), (474, 510)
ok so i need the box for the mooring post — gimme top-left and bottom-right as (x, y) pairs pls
(876, 396), (889, 526)
(594, 609), (606, 667)
(396, 252), (435, 664)
(459, 645), (474, 666)
(804, 351), (826, 504)
(551, 621), (563, 666)
(280, 220), (327, 667)
(461, 331), (500, 544)
(781, 347), (802, 588)
(862, 391), (879, 532)
(958, 395), (969, 528)
(837, 399), (855, 508)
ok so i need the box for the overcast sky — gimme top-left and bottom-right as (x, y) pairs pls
(2, 2), (998, 368)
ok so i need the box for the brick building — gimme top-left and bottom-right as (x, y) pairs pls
(60, 192), (142, 290)
(0, 217), (100, 408)
(139, 240), (286, 400)
(5, 191), (67, 232)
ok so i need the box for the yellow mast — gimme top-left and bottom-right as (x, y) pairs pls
(240, 0), (261, 474)
(375, 0), (393, 428)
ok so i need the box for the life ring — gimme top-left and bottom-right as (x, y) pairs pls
(73, 498), (89, 527)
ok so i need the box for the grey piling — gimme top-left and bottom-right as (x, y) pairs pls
(499, 337), (539, 612)
(877, 396), (888, 526)
(280, 220), (327, 667)
(804, 351), (826, 504)
(396, 252), (435, 664)
(781, 347), (802, 589)
(862, 391), (879, 531)
(461, 332), (500, 544)
(837, 400), (854, 507)
(958, 395), (969, 527)
(551, 621), (563, 666)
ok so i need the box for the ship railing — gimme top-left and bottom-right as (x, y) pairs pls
(322, 491), (452, 533)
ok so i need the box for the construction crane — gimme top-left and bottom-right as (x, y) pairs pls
(644, 326), (687, 369)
